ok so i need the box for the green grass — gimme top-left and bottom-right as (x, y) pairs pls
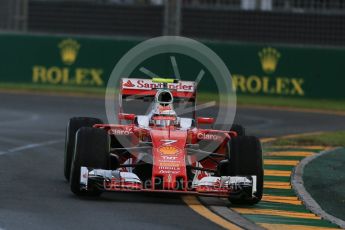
(0, 83), (105, 97)
(196, 93), (345, 112)
(270, 131), (345, 147)
(304, 148), (345, 221)
(236, 95), (345, 112)
(1, 83), (345, 112)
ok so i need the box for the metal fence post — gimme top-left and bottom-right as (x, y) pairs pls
(21, 0), (28, 31)
(0, 0), (27, 31)
(163, 0), (181, 36)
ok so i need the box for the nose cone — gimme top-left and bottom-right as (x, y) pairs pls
(150, 129), (188, 190)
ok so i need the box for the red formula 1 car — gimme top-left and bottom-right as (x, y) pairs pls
(64, 78), (263, 204)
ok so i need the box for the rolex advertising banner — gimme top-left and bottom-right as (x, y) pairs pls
(0, 34), (137, 88)
(0, 33), (345, 99)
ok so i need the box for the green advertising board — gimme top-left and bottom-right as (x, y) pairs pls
(0, 33), (344, 99)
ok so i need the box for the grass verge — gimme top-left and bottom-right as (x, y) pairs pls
(0, 83), (105, 97)
(304, 147), (345, 221)
(270, 131), (345, 147)
(236, 95), (345, 112)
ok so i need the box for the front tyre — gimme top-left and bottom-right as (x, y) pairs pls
(70, 127), (110, 196)
(64, 117), (103, 181)
(228, 136), (263, 205)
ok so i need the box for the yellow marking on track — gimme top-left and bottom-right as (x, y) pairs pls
(232, 208), (320, 220)
(259, 223), (338, 230)
(264, 159), (300, 166)
(269, 145), (326, 150)
(264, 170), (291, 177)
(262, 195), (302, 205)
(265, 151), (314, 157)
(276, 132), (325, 140)
(182, 196), (243, 230)
(264, 181), (292, 189)
(239, 105), (345, 117)
(260, 132), (328, 145)
(263, 195), (299, 200)
(261, 137), (277, 143)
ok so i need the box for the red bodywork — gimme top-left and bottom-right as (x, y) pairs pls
(151, 129), (188, 190)
(89, 78), (238, 197)
(94, 123), (237, 196)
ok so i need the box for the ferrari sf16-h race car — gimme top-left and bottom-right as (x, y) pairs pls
(64, 78), (263, 205)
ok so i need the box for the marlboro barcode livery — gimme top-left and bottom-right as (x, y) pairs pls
(64, 78), (263, 204)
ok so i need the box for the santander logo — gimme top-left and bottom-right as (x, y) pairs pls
(121, 78), (194, 92)
(123, 80), (135, 87)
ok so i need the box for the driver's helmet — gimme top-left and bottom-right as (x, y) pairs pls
(151, 90), (177, 126)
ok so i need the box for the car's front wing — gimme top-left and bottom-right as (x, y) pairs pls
(80, 167), (257, 198)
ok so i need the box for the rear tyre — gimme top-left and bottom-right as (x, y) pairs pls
(70, 127), (110, 196)
(214, 124), (245, 168)
(228, 136), (263, 205)
(230, 124), (245, 137)
(64, 117), (103, 181)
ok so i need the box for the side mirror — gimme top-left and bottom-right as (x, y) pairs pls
(119, 113), (136, 122)
(197, 117), (214, 125)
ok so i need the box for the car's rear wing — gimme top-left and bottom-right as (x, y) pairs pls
(120, 78), (196, 100)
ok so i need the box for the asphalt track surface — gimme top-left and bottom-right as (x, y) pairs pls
(1, 92), (345, 230)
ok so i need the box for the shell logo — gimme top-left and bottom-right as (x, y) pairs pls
(158, 146), (180, 155)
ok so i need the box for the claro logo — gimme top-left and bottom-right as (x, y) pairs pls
(32, 38), (104, 87)
(197, 133), (222, 141)
(110, 129), (133, 136)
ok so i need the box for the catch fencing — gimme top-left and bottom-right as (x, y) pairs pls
(1, 0), (345, 46)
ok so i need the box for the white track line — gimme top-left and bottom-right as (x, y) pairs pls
(0, 136), (28, 146)
(0, 140), (63, 156)
(0, 129), (64, 136)
(0, 110), (40, 126)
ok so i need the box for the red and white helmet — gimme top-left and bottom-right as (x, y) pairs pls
(153, 90), (176, 116)
(151, 90), (177, 126)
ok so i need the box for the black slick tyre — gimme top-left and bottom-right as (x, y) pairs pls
(70, 127), (110, 196)
(228, 136), (263, 205)
(64, 117), (103, 181)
